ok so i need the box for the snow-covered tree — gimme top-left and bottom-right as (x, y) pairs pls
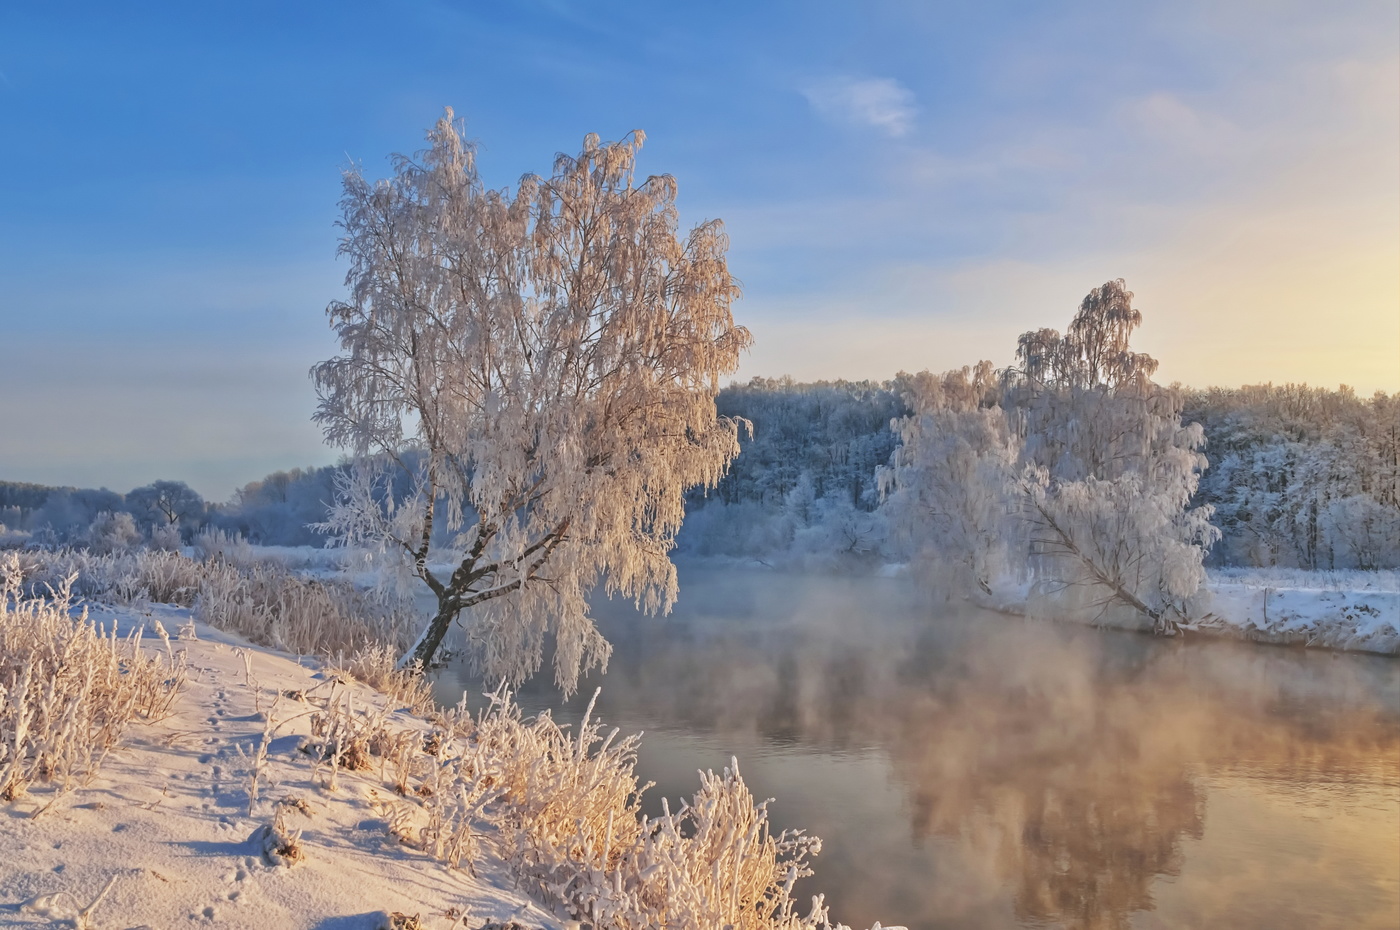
(313, 111), (750, 690)
(126, 480), (205, 538)
(880, 362), (1021, 597)
(885, 281), (1218, 630)
(1003, 281), (1217, 629)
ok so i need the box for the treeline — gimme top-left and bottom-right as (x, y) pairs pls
(678, 379), (907, 559)
(0, 466), (345, 550)
(687, 376), (1398, 572)
(1185, 385), (1399, 570)
(4, 374), (1395, 573)
(1, 479), (207, 550)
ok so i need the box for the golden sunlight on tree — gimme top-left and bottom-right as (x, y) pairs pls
(313, 110), (751, 690)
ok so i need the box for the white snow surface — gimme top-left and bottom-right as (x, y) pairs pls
(0, 603), (558, 930)
(1188, 568), (1399, 654)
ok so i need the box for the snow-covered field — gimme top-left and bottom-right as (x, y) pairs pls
(0, 603), (556, 930)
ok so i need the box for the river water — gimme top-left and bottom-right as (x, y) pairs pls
(437, 567), (1400, 930)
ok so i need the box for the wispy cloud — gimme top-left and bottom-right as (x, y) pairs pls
(802, 76), (917, 137)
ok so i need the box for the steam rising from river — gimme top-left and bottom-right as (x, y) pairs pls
(440, 568), (1400, 930)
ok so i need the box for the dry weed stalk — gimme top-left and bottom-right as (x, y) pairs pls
(331, 643), (435, 714)
(0, 554), (186, 801)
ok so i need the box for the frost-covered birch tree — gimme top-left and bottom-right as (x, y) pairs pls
(312, 110), (750, 690)
(884, 281), (1218, 631)
(1003, 280), (1218, 630)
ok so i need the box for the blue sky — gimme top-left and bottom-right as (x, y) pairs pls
(2, 1), (1396, 499)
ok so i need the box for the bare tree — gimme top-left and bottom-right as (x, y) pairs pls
(312, 111), (750, 690)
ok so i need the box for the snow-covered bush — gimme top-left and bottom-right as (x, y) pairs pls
(452, 691), (866, 929)
(330, 642), (435, 714)
(470, 690), (649, 902)
(0, 524), (31, 550)
(565, 759), (835, 930)
(148, 520), (183, 551)
(82, 511), (142, 555)
(0, 554), (186, 799)
(193, 527), (257, 566)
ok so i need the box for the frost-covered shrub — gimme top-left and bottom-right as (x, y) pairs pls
(148, 521), (183, 551)
(570, 760), (834, 930)
(82, 511), (142, 555)
(330, 642), (434, 714)
(0, 524), (30, 550)
(193, 527), (257, 566)
(0, 554), (186, 799)
(472, 690), (647, 895)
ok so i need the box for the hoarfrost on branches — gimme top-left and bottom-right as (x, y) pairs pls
(880, 362), (1022, 598)
(1006, 281), (1218, 629)
(884, 280), (1220, 630)
(313, 110), (750, 690)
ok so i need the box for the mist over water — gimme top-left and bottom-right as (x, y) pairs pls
(437, 567), (1400, 930)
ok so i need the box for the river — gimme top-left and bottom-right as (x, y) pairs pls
(436, 567), (1400, 930)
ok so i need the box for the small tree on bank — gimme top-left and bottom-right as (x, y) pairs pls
(313, 111), (750, 691)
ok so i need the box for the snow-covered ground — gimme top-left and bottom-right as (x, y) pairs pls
(1188, 568), (1400, 654)
(0, 603), (559, 930)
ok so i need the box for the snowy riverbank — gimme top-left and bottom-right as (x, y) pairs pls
(679, 556), (1400, 656)
(0, 560), (895, 930)
(0, 603), (557, 930)
(1186, 568), (1400, 654)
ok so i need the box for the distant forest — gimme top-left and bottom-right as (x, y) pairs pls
(2, 379), (1396, 571)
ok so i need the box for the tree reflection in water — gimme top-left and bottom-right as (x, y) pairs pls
(441, 569), (1400, 930)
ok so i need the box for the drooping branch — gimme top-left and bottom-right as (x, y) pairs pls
(1022, 482), (1171, 632)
